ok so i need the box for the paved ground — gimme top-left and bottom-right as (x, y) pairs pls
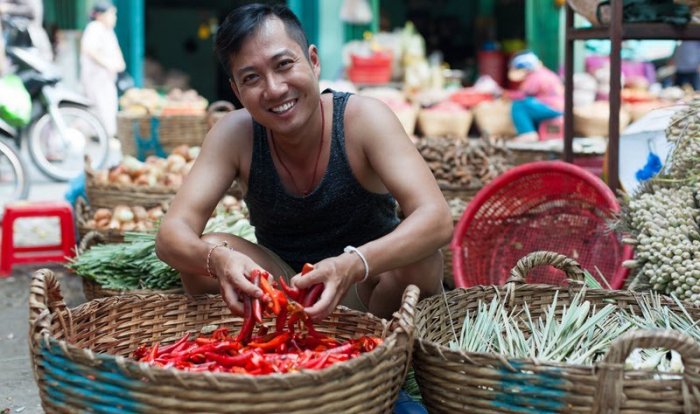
(0, 140), (120, 413)
(1, 265), (85, 413)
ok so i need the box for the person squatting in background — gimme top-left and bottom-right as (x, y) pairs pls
(671, 41), (700, 91)
(80, 1), (125, 138)
(507, 50), (564, 142)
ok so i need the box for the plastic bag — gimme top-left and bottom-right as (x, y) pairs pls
(0, 75), (31, 127)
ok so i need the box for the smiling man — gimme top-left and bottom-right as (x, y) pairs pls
(155, 3), (452, 321)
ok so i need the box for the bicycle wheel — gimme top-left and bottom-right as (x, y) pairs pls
(0, 139), (29, 213)
(28, 104), (110, 182)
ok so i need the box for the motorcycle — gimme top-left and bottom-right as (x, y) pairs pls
(1, 16), (110, 182)
(0, 117), (29, 212)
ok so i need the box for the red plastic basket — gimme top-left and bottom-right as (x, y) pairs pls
(450, 161), (633, 289)
(348, 52), (393, 85)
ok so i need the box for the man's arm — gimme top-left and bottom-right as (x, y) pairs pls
(155, 110), (262, 310)
(297, 95), (453, 318)
(344, 96), (453, 275)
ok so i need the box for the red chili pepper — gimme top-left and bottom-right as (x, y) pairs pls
(236, 295), (255, 344)
(279, 277), (301, 302)
(156, 333), (191, 356)
(259, 276), (281, 315)
(276, 306), (288, 333)
(248, 332), (290, 351)
(251, 273), (263, 324)
(302, 284), (324, 307)
(146, 342), (159, 362)
(302, 315), (324, 338)
(203, 350), (256, 367)
(302, 353), (330, 370)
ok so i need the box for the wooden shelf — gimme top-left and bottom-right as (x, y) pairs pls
(563, 3), (700, 192)
(568, 23), (700, 41)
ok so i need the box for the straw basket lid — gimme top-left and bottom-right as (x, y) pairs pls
(413, 251), (700, 413)
(29, 269), (419, 413)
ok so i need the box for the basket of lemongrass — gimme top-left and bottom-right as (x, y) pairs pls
(413, 251), (700, 413)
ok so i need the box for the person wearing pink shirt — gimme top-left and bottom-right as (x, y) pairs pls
(507, 51), (564, 142)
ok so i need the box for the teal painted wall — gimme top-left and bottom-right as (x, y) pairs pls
(526, 0), (563, 71)
(114, 0), (144, 87)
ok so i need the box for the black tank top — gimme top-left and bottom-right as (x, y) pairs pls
(245, 90), (400, 272)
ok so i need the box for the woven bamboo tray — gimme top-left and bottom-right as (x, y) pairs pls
(414, 251), (700, 413)
(75, 230), (182, 300)
(29, 269), (419, 413)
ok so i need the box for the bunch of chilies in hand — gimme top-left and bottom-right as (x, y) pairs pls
(132, 264), (382, 375)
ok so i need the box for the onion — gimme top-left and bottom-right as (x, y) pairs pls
(93, 208), (112, 222)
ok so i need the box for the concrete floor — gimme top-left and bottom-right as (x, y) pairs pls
(1, 264), (86, 414)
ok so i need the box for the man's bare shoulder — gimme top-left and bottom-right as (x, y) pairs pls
(206, 108), (254, 145)
(343, 94), (391, 119)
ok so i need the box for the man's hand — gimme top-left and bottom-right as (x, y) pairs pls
(290, 255), (360, 321)
(210, 248), (264, 315)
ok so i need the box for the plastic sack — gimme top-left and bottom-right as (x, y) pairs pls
(0, 75), (31, 127)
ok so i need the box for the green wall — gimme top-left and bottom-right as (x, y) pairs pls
(526, 0), (563, 71)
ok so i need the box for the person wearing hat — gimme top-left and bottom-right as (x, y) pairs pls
(507, 50), (564, 142)
(79, 1), (125, 138)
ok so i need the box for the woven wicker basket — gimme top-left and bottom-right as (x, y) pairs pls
(417, 109), (473, 138)
(117, 111), (208, 158)
(30, 269), (419, 413)
(84, 158), (244, 210)
(573, 101), (631, 137)
(439, 184), (478, 290)
(473, 99), (517, 138)
(413, 251), (700, 413)
(74, 230), (182, 300)
(74, 197), (128, 244)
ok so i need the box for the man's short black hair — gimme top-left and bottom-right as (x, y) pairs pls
(215, 3), (309, 79)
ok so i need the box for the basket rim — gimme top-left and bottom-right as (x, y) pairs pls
(30, 269), (419, 386)
(62, 296), (394, 380)
(413, 283), (700, 368)
(449, 160), (632, 289)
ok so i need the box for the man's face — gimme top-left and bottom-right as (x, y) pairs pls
(228, 17), (321, 135)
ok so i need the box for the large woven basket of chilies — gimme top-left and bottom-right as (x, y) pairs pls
(413, 250), (700, 413)
(29, 267), (419, 413)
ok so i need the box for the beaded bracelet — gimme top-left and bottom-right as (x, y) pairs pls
(206, 241), (229, 279)
(344, 245), (369, 283)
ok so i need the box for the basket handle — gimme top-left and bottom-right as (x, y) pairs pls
(506, 251), (588, 285)
(385, 284), (420, 344)
(29, 269), (73, 358)
(384, 284), (420, 379)
(78, 230), (105, 254)
(593, 329), (700, 413)
(74, 196), (91, 227)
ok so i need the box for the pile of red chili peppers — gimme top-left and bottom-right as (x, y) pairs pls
(132, 264), (382, 374)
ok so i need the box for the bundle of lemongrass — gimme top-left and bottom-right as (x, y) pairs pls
(448, 289), (700, 372)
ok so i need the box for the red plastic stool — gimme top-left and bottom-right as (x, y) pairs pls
(0, 201), (76, 276)
(538, 116), (564, 141)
